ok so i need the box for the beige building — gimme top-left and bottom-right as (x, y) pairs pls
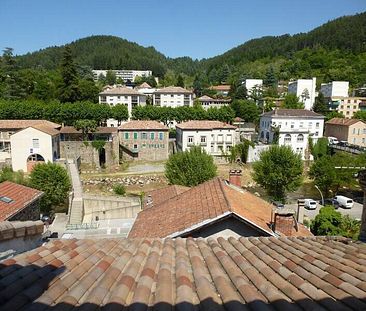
(152, 86), (193, 107)
(119, 120), (169, 161)
(10, 125), (60, 172)
(328, 97), (366, 118)
(197, 95), (231, 109)
(325, 118), (366, 147)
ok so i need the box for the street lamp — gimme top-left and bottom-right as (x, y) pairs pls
(314, 185), (324, 206)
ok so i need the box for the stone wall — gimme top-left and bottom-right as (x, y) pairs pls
(83, 194), (141, 222)
(8, 199), (41, 222)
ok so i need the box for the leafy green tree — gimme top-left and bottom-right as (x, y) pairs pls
(78, 78), (99, 102)
(59, 46), (80, 103)
(193, 74), (203, 96)
(309, 137), (329, 160)
(111, 104), (129, 125)
(313, 92), (328, 114)
(341, 215), (360, 240)
(252, 145), (303, 202)
(231, 99), (260, 123)
(311, 206), (344, 236)
(234, 85), (247, 100)
(105, 70), (116, 85)
(309, 155), (336, 195)
(74, 119), (97, 140)
(165, 146), (217, 187)
(325, 110), (344, 121)
(29, 163), (71, 213)
(353, 110), (366, 121)
(0, 166), (27, 185)
(283, 93), (304, 109)
(228, 140), (254, 163)
(176, 74), (184, 87)
(263, 66), (277, 88)
(113, 184), (126, 196)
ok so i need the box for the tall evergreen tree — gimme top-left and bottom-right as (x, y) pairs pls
(106, 70), (116, 85)
(313, 92), (328, 114)
(176, 74), (185, 87)
(263, 66), (277, 88)
(59, 46), (80, 103)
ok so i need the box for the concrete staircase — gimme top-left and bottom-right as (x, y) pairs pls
(67, 160), (84, 225)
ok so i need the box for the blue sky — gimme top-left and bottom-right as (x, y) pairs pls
(1, 0), (365, 59)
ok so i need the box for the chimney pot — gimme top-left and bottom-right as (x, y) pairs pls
(229, 169), (242, 188)
(297, 199), (305, 224)
(274, 209), (296, 236)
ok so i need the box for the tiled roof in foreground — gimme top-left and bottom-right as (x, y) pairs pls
(1, 236), (365, 310)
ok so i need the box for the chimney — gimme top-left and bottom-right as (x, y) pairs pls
(297, 199), (305, 223)
(359, 170), (366, 241)
(273, 208), (296, 236)
(229, 169), (242, 188)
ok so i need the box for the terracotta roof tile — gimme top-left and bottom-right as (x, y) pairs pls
(262, 109), (324, 118)
(119, 120), (169, 130)
(0, 120), (61, 130)
(99, 86), (141, 96)
(0, 182), (43, 221)
(144, 185), (190, 209)
(59, 126), (117, 134)
(154, 86), (192, 94)
(325, 118), (365, 126)
(176, 120), (236, 130)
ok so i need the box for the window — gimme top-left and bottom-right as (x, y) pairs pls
(308, 122), (312, 128)
(150, 132), (155, 140)
(188, 136), (194, 144)
(353, 128), (356, 134)
(299, 122), (303, 128)
(124, 132), (129, 139)
(284, 134), (291, 144)
(217, 134), (223, 143)
(200, 136), (206, 144)
(226, 134), (232, 142)
(133, 132), (138, 140)
(315, 122), (319, 128)
(290, 122), (294, 129)
(141, 132), (147, 140)
(133, 144), (138, 149)
(159, 132), (164, 140)
(297, 134), (304, 143)
(353, 106), (357, 109)
(32, 139), (40, 148)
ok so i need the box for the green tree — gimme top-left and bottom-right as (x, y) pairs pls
(311, 206), (344, 236)
(59, 46), (80, 103)
(309, 155), (336, 195)
(176, 74), (185, 87)
(228, 140), (254, 163)
(165, 146), (217, 187)
(106, 70), (116, 85)
(283, 93), (304, 109)
(252, 145), (303, 202)
(193, 74), (203, 96)
(111, 104), (129, 125)
(263, 66), (277, 88)
(309, 137), (329, 160)
(234, 85), (247, 100)
(231, 99), (260, 123)
(78, 78), (99, 102)
(74, 119), (97, 140)
(353, 110), (366, 121)
(325, 110), (344, 121)
(29, 162), (71, 214)
(313, 92), (328, 114)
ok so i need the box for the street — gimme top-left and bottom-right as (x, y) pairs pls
(286, 201), (364, 220)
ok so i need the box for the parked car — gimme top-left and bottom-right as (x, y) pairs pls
(304, 199), (317, 210)
(324, 198), (339, 209)
(272, 201), (284, 209)
(334, 195), (354, 209)
(327, 137), (339, 145)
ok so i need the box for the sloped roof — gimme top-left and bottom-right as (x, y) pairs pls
(0, 181), (43, 221)
(137, 82), (152, 88)
(0, 120), (61, 130)
(99, 86), (141, 95)
(129, 178), (311, 238)
(326, 118), (365, 126)
(119, 120), (168, 130)
(30, 124), (60, 136)
(176, 120), (236, 130)
(59, 126), (117, 134)
(144, 185), (190, 209)
(262, 109), (324, 118)
(1, 236), (365, 310)
(209, 84), (231, 91)
(154, 86), (192, 94)
(198, 95), (231, 102)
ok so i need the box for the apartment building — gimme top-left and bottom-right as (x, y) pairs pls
(176, 120), (237, 157)
(99, 86), (146, 124)
(328, 97), (366, 118)
(197, 95), (231, 109)
(92, 70), (152, 82)
(208, 85), (231, 96)
(259, 109), (325, 159)
(152, 86), (193, 107)
(288, 77), (316, 110)
(118, 121), (169, 161)
(320, 81), (349, 98)
(325, 118), (366, 147)
(244, 79), (263, 96)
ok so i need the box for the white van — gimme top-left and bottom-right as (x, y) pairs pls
(334, 195), (354, 209)
(304, 199), (317, 210)
(327, 137), (339, 145)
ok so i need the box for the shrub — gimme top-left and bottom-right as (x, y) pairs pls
(113, 184), (126, 196)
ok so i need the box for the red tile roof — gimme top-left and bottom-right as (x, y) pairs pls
(144, 185), (190, 209)
(129, 178), (312, 238)
(99, 86), (141, 95)
(154, 86), (192, 94)
(59, 126), (117, 134)
(262, 109), (324, 118)
(0, 181), (43, 221)
(326, 118), (365, 126)
(176, 120), (236, 130)
(119, 120), (169, 130)
(209, 84), (231, 91)
(0, 120), (60, 129)
(1, 236), (365, 310)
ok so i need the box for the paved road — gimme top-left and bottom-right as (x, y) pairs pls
(286, 202), (364, 220)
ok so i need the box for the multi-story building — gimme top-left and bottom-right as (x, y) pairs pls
(152, 86), (193, 107)
(208, 85), (231, 97)
(92, 70), (152, 82)
(99, 86), (146, 124)
(244, 79), (263, 96)
(197, 95), (231, 109)
(328, 97), (366, 118)
(176, 120), (237, 157)
(325, 118), (366, 147)
(320, 81), (349, 98)
(118, 121), (169, 161)
(259, 109), (325, 159)
(287, 78), (316, 110)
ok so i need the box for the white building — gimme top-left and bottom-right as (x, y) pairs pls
(92, 70), (152, 82)
(244, 79), (263, 96)
(176, 120), (237, 157)
(99, 87), (146, 125)
(259, 109), (325, 160)
(10, 125), (60, 172)
(320, 81), (349, 98)
(153, 86), (193, 107)
(288, 78), (316, 110)
(197, 95), (231, 110)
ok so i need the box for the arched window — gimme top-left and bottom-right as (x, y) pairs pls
(284, 134), (291, 144)
(297, 134), (304, 143)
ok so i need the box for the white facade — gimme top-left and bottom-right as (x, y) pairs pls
(320, 81), (349, 98)
(198, 95), (230, 110)
(93, 70), (152, 82)
(176, 122), (237, 156)
(153, 87), (193, 108)
(259, 110), (325, 160)
(288, 78), (316, 110)
(10, 127), (59, 172)
(244, 79), (263, 96)
(247, 144), (271, 163)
